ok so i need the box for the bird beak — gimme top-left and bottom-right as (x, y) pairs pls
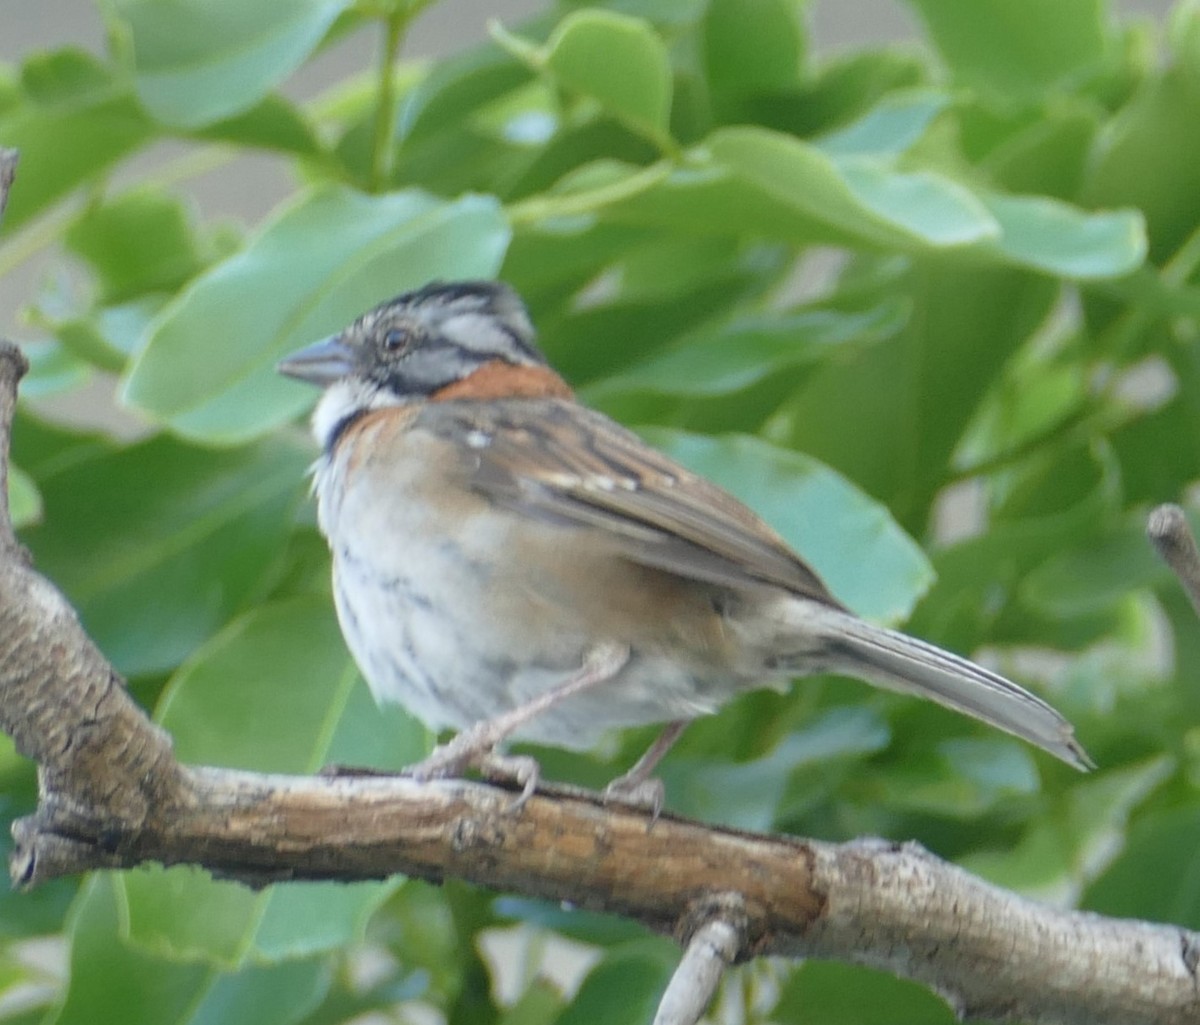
(276, 335), (356, 386)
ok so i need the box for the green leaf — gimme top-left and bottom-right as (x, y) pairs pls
(192, 93), (322, 155)
(114, 0), (352, 128)
(121, 597), (421, 964)
(954, 358), (1087, 475)
(909, 443), (1120, 649)
(555, 939), (676, 1025)
(590, 300), (906, 398)
(767, 264), (1057, 523)
(122, 187), (510, 444)
(703, 0), (806, 119)
(156, 595), (426, 772)
(1083, 67), (1200, 261)
(962, 755), (1174, 901)
(979, 192), (1146, 279)
(1172, 0), (1200, 92)
(640, 430), (934, 623)
(1112, 390), (1200, 505)
(7, 465), (41, 528)
(1085, 806), (1200, 930)
(835, 160), (998, 246)
(123, 864), (397, 968)
(980, 104), (1099, 198)
(795, 47), (928, 137)
(0, 50), (153, 229)
(874, 737), (1041, 818)
(774, 960), (957, 1024)
(21, 435), (308, 677)
(504, 219), (655, 296)
(584, 128), (1001, 250)
(65, 188), (210, 303)
(501, 116), (659, 203)
(1022, 518), (1181, 618)
(815, 89), (949, 158)
(595, 124), (1141, 281)
(398, 34), (538, 144)
(54, 877), (330, 1025)
(502, 10), (672, 144)
(499, 979), (564, 1025)
(665, 706), (890, 830)
(909, 0), (1112, 99)
(710, 127), (999, 247)
(537, 258), (778, 387)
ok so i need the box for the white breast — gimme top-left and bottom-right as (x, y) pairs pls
(313, 414), (737, 748)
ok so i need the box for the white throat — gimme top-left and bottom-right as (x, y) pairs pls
(311, 379), (404, 450)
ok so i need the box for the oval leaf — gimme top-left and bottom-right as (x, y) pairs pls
(513, 10), (672, 143)
(703, 0), (806, 118)
(22, 435), (308, 677)
(815, 89), (949, 158)
(115, 0), (351, 128)
(704, 127), (1000, 249)
(910, 0), (1111, 99)
(592, 301), (906, 398)
(59, 877), (329, 1025)
(980, 192), (1146, 279)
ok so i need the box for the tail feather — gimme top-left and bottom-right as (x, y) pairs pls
(819, 612), (1092, 771)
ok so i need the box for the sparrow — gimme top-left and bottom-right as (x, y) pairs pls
(278, 280), (1092, 810)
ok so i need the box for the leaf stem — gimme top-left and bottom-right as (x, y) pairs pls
(946, 403), (1093, 484)
(369, 9), (409, 192)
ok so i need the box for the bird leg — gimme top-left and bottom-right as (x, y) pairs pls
(406, 642), (631, 810)
(603, 719), (689, 820)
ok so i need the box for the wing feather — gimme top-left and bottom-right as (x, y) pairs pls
(426, 399), (846, 608)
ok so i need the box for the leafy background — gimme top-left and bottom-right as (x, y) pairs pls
(1, 0), (1199, 1021)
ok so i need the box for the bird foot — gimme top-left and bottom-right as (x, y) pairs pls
(603, 773), (666, 824)
(405, 731), (541, 813)
(479, 751), (541, 812)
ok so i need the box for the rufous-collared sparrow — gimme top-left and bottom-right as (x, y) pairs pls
(278, 280), (1091, 809)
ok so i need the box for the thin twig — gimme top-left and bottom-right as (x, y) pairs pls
(1147, 503), (1200, 620)
(654, 904), (744, 1025)
(368, 10), (407, 191)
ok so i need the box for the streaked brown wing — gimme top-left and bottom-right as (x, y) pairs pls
(427, 398), (846, 609)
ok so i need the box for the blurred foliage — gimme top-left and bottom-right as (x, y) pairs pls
(1, 0), (1198, 1021)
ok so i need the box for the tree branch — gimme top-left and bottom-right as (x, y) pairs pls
(0, 145), (1196, 1019)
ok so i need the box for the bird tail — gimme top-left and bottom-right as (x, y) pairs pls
(814, 610), (1093, 771)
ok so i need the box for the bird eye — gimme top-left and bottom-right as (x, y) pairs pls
(383, 327), (411, 352)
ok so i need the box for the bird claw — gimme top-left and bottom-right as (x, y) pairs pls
(480, 752), (541, 812)
(404, 737), (540, 814)
(603, 774), (666, 825)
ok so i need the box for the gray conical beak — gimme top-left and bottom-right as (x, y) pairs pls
(277, 335), (356, 386)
